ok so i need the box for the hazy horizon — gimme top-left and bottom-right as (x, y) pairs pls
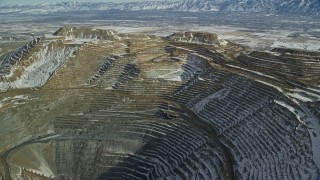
(2, 0), (178, 5)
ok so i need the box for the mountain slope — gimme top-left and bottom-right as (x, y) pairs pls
(219, 0), (278, 12)
(278, 0), (320, 14)
(0, 0), (319, 15)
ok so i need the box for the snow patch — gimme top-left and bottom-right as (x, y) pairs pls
(286, 92), (315, 102)
(192, 88), (229, 113)
(274, 100), (305, 124)
(275, 99), (320, 169)
(226, 64), (278, 80)
(255, 80), (284, 93)
(0, 42), (77, 91)
(0, 95), (28, 108)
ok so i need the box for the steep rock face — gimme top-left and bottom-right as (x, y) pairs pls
(0, 27), (319, 179)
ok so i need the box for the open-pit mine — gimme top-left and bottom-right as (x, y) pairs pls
(0, 27), (319, 179)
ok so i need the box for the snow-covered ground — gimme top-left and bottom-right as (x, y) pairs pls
(90, 24), (320, 51)
(1, 10), (319, 51)
(182, 25), (320, 51)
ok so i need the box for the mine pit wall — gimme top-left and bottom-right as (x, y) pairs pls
(0, 28), (319, 179)
(168, 56), (320, 179)
(0, 40), (78, 92)
(0, 37), (42, 76)
(299, 102), (320, 169)
(0, 88), (85, 180)
(178, 106), (235, 180)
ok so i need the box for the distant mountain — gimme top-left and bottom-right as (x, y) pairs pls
(116, 1), (181, 10)
(172, 0), (220, 12)
(218, 0), (278, 12)
(278, 0), (320, 15)
(0, 0), (319, 16)
(175, 0), (320, 14)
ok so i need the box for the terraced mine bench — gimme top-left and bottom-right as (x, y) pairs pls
(0, 27), (319, 179)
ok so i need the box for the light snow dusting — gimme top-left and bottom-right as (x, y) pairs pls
(0, 41), (77, 91)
